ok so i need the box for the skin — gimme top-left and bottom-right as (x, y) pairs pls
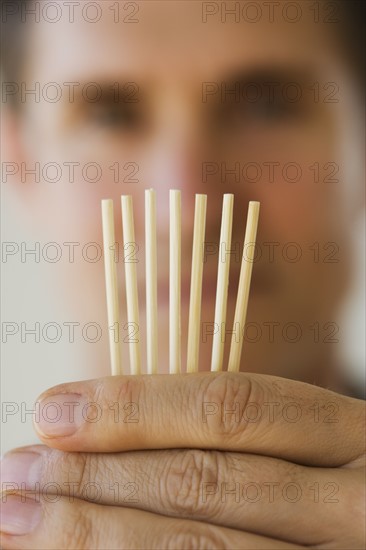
(1, 373), (365, 548)
(1, 1), (365, 548)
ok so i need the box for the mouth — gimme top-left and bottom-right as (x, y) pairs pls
(120, 266), (270, 311)
(116, 238), (274, 313)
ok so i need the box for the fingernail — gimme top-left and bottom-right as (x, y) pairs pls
(0, 494), (41, 535)
(1, 452), (42, 491)
(35, 393), (88, 437)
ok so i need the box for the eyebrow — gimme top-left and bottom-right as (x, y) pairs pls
(58, 80), (142, 106)
(201, 66), (316, 102)
(224, 65), (315, 86)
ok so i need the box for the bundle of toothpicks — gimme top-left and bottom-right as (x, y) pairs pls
(102, 191), (259, 376)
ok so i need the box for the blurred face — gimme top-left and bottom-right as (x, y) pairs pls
(5, 1), (363, 381)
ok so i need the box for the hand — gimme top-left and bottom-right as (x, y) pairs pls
(1, 373), (365, 549)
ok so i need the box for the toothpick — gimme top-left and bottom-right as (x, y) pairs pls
(121, 195), (141, 375)
(145, 189), (158, 375)
(169, 190), (181, 374)
(101, 199), (122, 375)
(228, 201), (260, 372)
(187, 194), (207, 373)
(211, 194), (234, 372)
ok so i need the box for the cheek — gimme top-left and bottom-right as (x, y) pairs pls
(23, 106), (141, 243)
(218, 117), (344, 244)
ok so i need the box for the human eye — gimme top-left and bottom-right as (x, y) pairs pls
(70, 84), (147, 135)
(216, 83), (302, 131)
(86, 100), (144, 132)
(245, 91), (300, 122)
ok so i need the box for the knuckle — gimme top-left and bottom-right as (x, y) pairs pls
(201, 373), (263, 444)
(113, 376), (142, 407)
(113, 377), (144, 425)
(161, 523), (227, 550)
(90, 376), (143, 429)
(49, 451), (100, 500)
(162, 449), (222, 518)
(64, 507), (93, 549)
(46, 499), (94, 549)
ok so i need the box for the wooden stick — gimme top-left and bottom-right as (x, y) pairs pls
(169, 190), (181, 374)
(211, 194), (234, 372)
(101, 199), (122, 376)
(121, 195), (141, 375)
(228, 201), (260, 372)
(187, 194), (207, 373)
(145, 189), (158, 375)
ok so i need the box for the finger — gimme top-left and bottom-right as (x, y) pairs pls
(2, 445), (362, 546)
(33, 373), (365, 466)
(0, 493), (305, 550)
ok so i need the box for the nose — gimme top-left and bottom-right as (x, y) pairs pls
(145, 91), (204, 239)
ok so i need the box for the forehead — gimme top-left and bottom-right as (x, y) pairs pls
(28, 0), (337, 81)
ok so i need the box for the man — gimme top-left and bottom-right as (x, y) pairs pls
(1, 1), (365, 548)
